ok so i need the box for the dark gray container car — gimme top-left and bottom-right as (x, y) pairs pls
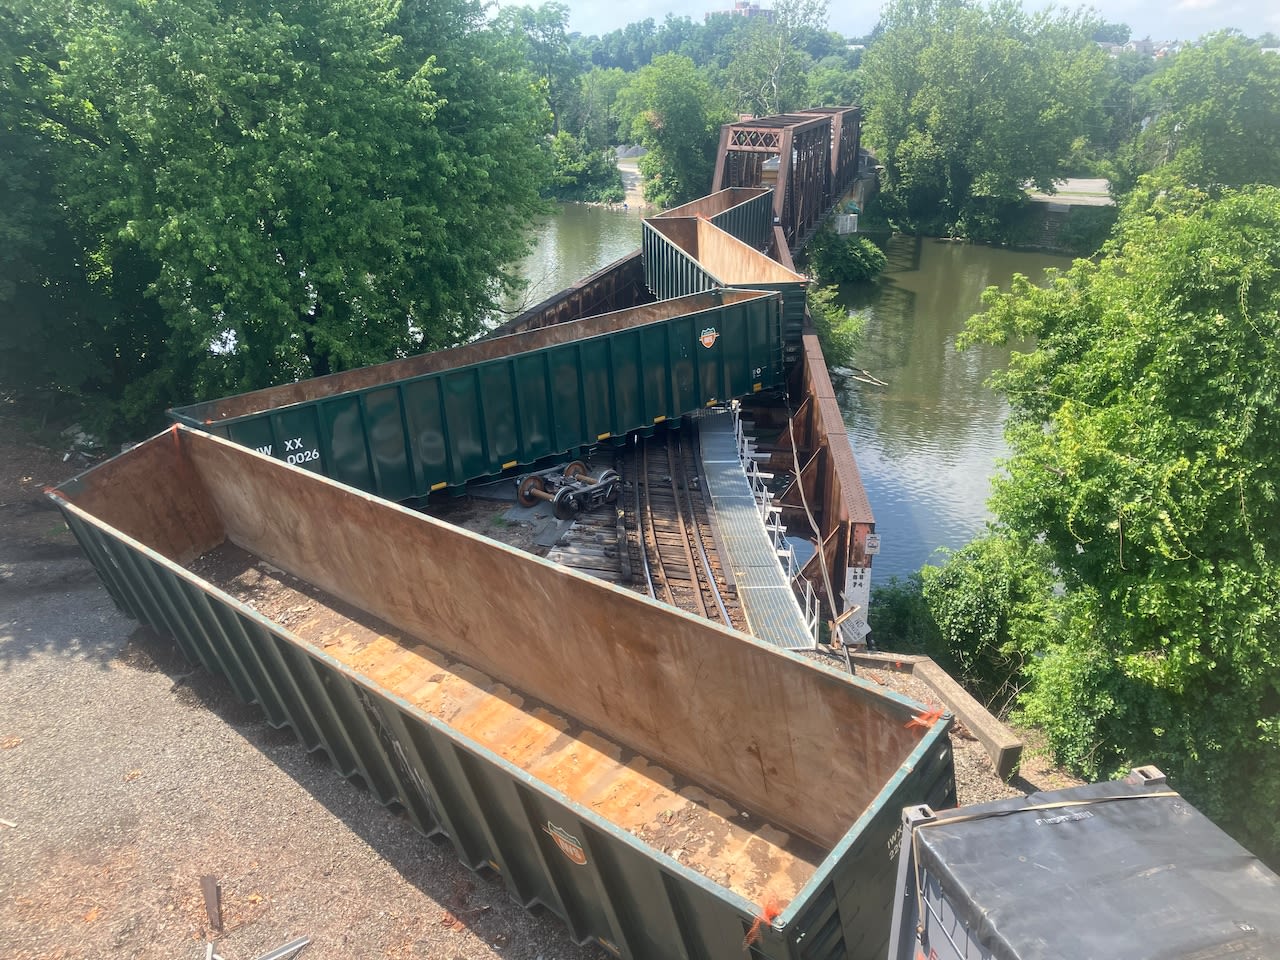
(887, 766), (1280, 960)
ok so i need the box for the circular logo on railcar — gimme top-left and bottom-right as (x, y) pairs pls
(544, 821), (588, 865)
(700, 327), (720, 349)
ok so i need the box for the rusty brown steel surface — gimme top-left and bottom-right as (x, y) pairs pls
(488, 250), (651, 337)
(800, 334), (875, 529)
(799, 107), (862, 198)
(176, 288), (763, 423)
(186, 541), (821, 905)
(654, 187), (771, 221)
(713, 113), (835, 247)
(76, 427), (918, 849)
(645, 218), (806, 286)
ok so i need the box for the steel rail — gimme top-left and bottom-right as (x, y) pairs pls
(673, 429), (732, 629)
(631, 434), (655, 599)
(663, 433), (709, 620)
(638, 439), (674, 606)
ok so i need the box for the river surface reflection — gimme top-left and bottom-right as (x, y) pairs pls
(839, 236), (1071, 578)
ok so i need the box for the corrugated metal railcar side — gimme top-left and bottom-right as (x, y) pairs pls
(655, 187), (775, 251)
(170, 290), (783, 500)
(51, 428), (955, 960)
(642, 217), (809, 367)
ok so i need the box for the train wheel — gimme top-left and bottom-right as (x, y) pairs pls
(553, 486), (582, 521)
(516, 474), (545, 507)
(563, 460), (589, 482)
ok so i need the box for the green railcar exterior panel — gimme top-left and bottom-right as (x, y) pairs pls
(171, 291), (782, 498)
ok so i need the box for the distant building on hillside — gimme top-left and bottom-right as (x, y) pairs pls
(706, 2), (775, 23)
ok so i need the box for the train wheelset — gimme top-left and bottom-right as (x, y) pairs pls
(516, 461), (621, 521)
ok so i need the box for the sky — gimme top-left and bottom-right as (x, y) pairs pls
(538, 0), (1278, 43)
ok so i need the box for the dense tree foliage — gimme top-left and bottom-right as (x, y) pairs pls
(615, 54), (732, 208)
(562, 67), (629, 151)
(725, 0), (830, 116)
(1132, 33), (1280, 189)
(861, 0), (1106, 237)
(919, 532), (1063, 714)
(495, 2), (579, 132)
(964, 179), (1280, 859)
(805, 229), (887, 285)
(546, 131), (624, 203)
(806, 285), (866, 371)
(0, 0), (550, 438)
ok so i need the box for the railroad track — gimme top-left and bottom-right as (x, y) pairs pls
(626, 426), (741, 630)
(541, 422), (743, 630)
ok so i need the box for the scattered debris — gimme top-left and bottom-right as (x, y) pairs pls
(200, 874), (222, 932)
(1, 735), (23, 750)
(252, 936), (310, 960)
(0, 818), (16, 829)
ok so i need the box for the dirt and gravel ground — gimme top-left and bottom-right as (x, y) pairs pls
(1, 416), (1077, 959)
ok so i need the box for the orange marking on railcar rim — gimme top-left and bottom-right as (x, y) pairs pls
(743, 894), (783, 948)
(905, 707), (945, 730)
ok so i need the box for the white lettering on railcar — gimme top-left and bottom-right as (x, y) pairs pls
(280, 436), (320, 465)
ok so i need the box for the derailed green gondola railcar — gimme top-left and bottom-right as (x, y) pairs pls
(655, 187), (775, 251)
(51, 427), (956, 960)
(169, 289), (784, 501)
(641, 217), (809, 367)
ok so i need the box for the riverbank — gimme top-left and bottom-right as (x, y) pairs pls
(616, 158), (652, 210)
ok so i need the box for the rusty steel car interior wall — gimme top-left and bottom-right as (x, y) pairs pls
(654, 187), (775, 252)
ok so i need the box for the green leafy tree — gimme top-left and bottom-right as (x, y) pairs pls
(616, 54), (732, 208)
(920, 531), (1064, 715)
(1094, 50), (1162, 187)
(806, 285), (866, 370)
(547, 131), (624, 203)
(563, 67), (628, 150)
(0, 0), (550, 438)
(588, 17), (659, 72)
(725, 0), (828, 116)
(965, 178), (1280, 859)
(862, 0), (1106, 237)
(1092, 21), (1130, 44)
(805, 229), (887, 285)
(807, 56), (864, 108)
(495, 2), (583, 132)
(1134, 33), (1280, 188)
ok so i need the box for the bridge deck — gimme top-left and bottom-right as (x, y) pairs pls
(699, 412), (814, 650)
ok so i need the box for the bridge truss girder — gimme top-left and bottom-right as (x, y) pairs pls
(712, 113), (833, 250)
